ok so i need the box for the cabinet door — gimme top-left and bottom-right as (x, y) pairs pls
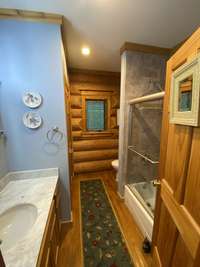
(45, 247), (54, 267)
(50, 213), (60, 266)
(37, 193), (60, 267)
(54, 187), (61, 237)
(0, 250), (5, 267)
(152, 28), (200, 267)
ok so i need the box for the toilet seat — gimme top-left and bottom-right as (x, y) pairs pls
(111, 159), (119, 169)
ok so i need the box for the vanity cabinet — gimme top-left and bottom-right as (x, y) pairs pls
(0, 250), (5, 267)
(37, 185), (61, 267)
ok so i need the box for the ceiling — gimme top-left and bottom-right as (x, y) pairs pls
(1, 0), (200, 72)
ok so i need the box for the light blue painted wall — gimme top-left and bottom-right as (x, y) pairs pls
(0, 101), (8, 178)
(0, 138), (7, 178)
(0, 20), (71, 219)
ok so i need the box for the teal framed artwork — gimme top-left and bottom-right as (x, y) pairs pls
(170, 55), (200, 126)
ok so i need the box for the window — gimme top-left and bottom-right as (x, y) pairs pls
(86, 100), (106, 131)
(82, 94), (111, 135)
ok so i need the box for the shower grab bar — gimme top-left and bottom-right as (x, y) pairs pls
(128, 146), (159, 164)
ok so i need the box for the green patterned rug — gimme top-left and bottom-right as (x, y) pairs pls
(80, 179), (134, 267)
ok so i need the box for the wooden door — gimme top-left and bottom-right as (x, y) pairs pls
(152, 27), (200, 267)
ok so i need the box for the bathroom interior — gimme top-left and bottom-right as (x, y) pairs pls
(0, 2), (200, 267)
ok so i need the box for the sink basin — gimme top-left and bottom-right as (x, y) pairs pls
(0, 204), (38, 250)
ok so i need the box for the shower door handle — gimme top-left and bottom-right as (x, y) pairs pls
(153, 179), (161, 187)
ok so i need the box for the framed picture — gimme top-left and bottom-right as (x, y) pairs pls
(170, 55), (200, 126)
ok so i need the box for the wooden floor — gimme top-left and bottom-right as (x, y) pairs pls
(58, 171), (152, 267)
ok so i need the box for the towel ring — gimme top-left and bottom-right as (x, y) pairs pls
(47, 127), (63, 143)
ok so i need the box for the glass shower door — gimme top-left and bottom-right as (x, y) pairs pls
(126, 99), (163, 217)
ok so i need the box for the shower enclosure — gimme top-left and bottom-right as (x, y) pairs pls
(124, 92), (164, 241)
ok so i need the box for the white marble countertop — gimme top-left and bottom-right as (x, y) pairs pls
(0, 169), (58, 267)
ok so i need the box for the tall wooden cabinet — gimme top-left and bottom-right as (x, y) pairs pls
(152, 27), (200, 267)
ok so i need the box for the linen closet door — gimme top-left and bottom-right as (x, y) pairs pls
(152, 27), (200, 267)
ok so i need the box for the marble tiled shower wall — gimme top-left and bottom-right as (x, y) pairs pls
(125, 51), (167, 184)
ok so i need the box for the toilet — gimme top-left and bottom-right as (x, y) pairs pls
(111, 159), (119, 181)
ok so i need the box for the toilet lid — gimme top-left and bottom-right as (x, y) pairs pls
(112, 160), (119, 168)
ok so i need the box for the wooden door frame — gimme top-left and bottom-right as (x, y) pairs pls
(151, 61), (172, 248)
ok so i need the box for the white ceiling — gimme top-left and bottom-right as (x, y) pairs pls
(1, 0), (200, 71)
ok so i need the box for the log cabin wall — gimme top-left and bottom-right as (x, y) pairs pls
(68, 69), (120, 174)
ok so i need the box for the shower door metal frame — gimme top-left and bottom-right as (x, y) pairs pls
(126, 91), (165, 188)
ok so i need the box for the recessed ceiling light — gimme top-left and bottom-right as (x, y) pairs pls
(81, 47), (90, 56)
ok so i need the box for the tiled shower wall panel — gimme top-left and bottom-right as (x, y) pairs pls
(119, 51), (167, 188)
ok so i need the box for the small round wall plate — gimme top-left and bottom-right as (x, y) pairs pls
(23, 112), (42, 129)
(22, 92), (42, 108)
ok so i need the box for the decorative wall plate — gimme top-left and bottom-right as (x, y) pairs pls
(22, 92), (42, 108)
(23, 112), (42, 129)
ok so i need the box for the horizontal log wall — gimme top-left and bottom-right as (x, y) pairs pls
(69, 69), (120, 174)
(73, 139), (118, 151)
(74, 160), (114, 173)
(73, 149), (118, 162)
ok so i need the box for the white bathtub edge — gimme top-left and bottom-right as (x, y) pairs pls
(124, 185), (153, 241)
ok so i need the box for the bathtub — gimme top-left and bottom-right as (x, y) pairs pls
(124, 181), (156, 241)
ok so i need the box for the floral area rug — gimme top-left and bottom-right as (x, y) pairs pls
(80, 179), (134, 267)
